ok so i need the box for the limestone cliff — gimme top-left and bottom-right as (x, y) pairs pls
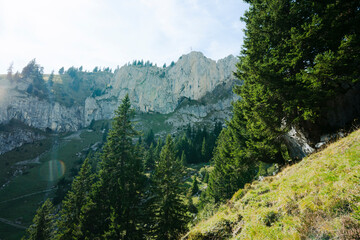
(84, 52), (237, 125)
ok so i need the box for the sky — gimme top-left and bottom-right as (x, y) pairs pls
(0, 0), (249, 73)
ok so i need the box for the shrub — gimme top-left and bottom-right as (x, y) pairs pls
(261, 210), (279, 227)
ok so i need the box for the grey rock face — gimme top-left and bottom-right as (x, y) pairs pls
(85, 52), (238, 123)
(0, 88), (84, 132)
(0, 52), (238, 155)
(0, 128), (46, 155)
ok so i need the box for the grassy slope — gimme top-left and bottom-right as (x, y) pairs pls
(0, 124), (104, 240)
(186, 129), (360, 240)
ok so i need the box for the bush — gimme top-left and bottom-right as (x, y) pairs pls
(261, 210), (279, 227)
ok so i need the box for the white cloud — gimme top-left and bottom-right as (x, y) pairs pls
(0, 0), (248, 73)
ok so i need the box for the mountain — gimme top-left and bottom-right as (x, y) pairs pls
(184, 129), (360, 240)
(0, 52), (238, 155)
(85, 52), (237, 125)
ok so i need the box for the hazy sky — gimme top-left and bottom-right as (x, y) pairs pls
(0, 0), (248, 73)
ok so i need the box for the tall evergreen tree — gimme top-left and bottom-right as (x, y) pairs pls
(144, 143), (156, 171)
(235, 0), (360, 163)
(180, 150), (187, 166)
(191, 176), (199, 196)
(55, 158), (94, 239)
(208, 127), (256, 202)
(80, 94), (146, 239)
(145, 129), (155, 147)
(150, 135), (189, 240)
(24, 199), (55, 240)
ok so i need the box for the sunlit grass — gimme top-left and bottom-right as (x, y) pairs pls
(186, 129), (360, 240)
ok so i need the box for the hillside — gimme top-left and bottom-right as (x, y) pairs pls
(185, 129), (360, 240)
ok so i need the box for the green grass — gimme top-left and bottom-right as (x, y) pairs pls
(0, 126), (104, 240)
(0, 222), (24, 240)
(185, 129), (360, 240)
(134, 111), (174, 135)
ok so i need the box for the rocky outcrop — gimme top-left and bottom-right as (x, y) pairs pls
(0, 122), (46, 155)
(283, 127), (315, 160)
(0, 87), (84, 132)
(85, 52), (237, 124)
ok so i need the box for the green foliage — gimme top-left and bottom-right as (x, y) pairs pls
(235, 0), (360, 163)
(174, 123), (222, 164)
(144, 129), (155, 147)
(24, 199), (55, 240)
(207, 127), (257, 202)
(21, 59), (49, 99)
(181, 150), (187, 166)
(144, 143), (156, 171)
(58, 67), (64, 75)
(150, 135), (190, 239)
(191, 176), (199, 196)
(75, 95), (146, 239)
(55, 158), (94, 239)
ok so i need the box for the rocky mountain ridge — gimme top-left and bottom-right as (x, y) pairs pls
(0, 52), (238, 154)
(84, 52), (237, 125)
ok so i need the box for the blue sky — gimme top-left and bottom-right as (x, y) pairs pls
(0, 0), (248, 73)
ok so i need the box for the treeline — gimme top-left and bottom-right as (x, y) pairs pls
(140, 122), (222, 169)
(58, 66), (113, 74)
(24, 95), (192, 240)
(6, 59), (113, 106)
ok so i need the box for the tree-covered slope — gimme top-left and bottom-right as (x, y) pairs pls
(185, 129), (360, 240)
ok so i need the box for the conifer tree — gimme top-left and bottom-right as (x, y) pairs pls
(180, 150), (187, 166)
(201, 137), (207, 161)
(235, 0), (360, 162)
(154, 138), (163, 162)
(25, 199), (55, 240)
(144, 143), (155, 171)
(208, 127), (256, 202)
(191, 176), (199, 195)
(80, 94), (146, 239)
(151, 135), (189, 240)
(55, 158), (94, 239)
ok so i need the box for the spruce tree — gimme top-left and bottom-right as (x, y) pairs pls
(144, 143), (155, 171)
(201, 137), (207, 162)
(191, 176), (199, 196)
(25, 199), (55, 240)
(235, 0), (360, 162)
(80, 94), (146, 239)
(151, 135), (189, 240)
(208, 127), (256, 202)
(55, 158), (94, 239)
(180, 150), (187, 166)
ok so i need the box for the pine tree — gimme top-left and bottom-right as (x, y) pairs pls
(25, 199), (55, 240)
(55, 158), (94, 239)
(151, 135), (189, 240)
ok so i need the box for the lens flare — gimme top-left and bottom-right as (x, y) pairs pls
(39, 160), (66, 181)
